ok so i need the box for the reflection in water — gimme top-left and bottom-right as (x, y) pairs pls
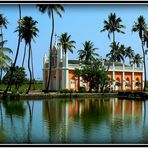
(0, 98), (147, 143)
(42, 98), (147, 144)
(27, 101), (34, 143)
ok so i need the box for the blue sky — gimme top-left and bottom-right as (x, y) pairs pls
(0, 4), (148, 80)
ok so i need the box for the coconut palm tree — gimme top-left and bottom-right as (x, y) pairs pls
(101, 13), (125, 71)
(78, 41), (99, 63)
(130, 53), (142, 68)
(0, 14), (9, 83)
(106, 42), (125, 63)
(132, 16), (147, 91)
(59, 32), (76, 55)
(0, 40), (13, 83)
(15, 16), (39, 94)
(37, 4), (64, 92)
(124, 46), (135, 64)
(0, 14), (8, 44)
(101, 13), (125, 43)
(4, 4), (22, 94)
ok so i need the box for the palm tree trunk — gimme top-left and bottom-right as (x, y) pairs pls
(30, 47), (35, 90)
(113, 31), (115, 43)
(0, 102), (3, 128)
(1, 26), (3, 45)
(0, 26), (3, 84)
(141, 40), (146, 92)
(27, 101), (32, 143)
(0, 69), (2, 84)
(4, 4), (22, 95)
(30, 47), (34, 81)
(26, 43), (32, 94)
(46, 9), (54, 92)
(22, 44), (27, 67)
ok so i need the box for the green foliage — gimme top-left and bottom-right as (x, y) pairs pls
(59, 89), (69, 94)
(0, 82), (43, 93)
(59, 32), (76, 54)
(100, 12), (125, 40)
(80, 59), (111, 93)
(79, 86), (87, 93)
(135, 81), (141, 87)
(78, 41), (99, 62)
(115, 81), (121, 87)
(59, 89), (75, 94)
(2, 66), (27, 91)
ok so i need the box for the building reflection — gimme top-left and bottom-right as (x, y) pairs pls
(42, 98), (145, 143)
(110, 98), (143, 120)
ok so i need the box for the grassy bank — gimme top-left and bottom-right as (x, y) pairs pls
(0, 82), (43, 94)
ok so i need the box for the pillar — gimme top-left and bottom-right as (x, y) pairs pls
(122, 64), (125, 91)
(65, 52), (69, 89)
(62, 53), (65, 89)
(142, 63), (145, 90)
(132, 72), (134, 91)
(43, 54), (47, 90)
(61, 51), (69, 90)
(113, 62), (115, 91)
(56, 45), (59, 91)
(43, 55), (45, 90)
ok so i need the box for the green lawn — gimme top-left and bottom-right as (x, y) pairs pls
(0, 82), (43, 94)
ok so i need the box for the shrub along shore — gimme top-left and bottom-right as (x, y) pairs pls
(1, 82), (148, 100)
(0, 92), (118, 100)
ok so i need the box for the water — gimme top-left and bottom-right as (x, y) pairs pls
(0, 97), (148, 144)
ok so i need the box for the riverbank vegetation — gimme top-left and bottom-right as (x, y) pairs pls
(0, 5), (148, 96)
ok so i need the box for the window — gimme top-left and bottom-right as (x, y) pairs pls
(71, 80), (75, 88)
(125, 78), (130, 86)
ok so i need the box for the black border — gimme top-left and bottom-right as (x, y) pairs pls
(0, 1), (148, 147)
(0, 1), (148, 4)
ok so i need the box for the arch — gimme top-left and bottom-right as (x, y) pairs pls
(116, 77), (120, 82)
(136, 77), (140, 82)
(115, 77), (121, 86)
(125, 77), (130, 87)
(135, 77), (140, 87)
(115, 77), (121, 91)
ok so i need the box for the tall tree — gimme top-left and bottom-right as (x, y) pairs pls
(101, 13), (125, 43)
(37, 4), (64, 92)
(4, 4), (22, 94)
(0, 14), (8, 43)
(132, 16), (147, 91)
(130, 53), (142, 68)
(59, 32), (76, 55)
(106, 42), (125, 63)
(100, 13), (125, 71)
(15, 16), (39, 94)
(0, 14), (9, 83)
(0, 40), (13, 83)
(124, 46), (135, 64)
(78, 41), (99, 62)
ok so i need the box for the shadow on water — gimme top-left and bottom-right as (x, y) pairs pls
(27, 100), (34, 143)
(0, 102), (5, 143)
(1, 97), (26, 143)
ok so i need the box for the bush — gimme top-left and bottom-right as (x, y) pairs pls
(104, 87), (110, 93)
(2, 66), (27, 91)
(60, 89), (69, 94)
(69, 89), (75, 94)
(79, 86), (86, 93)
(59, 89), (75, 94)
